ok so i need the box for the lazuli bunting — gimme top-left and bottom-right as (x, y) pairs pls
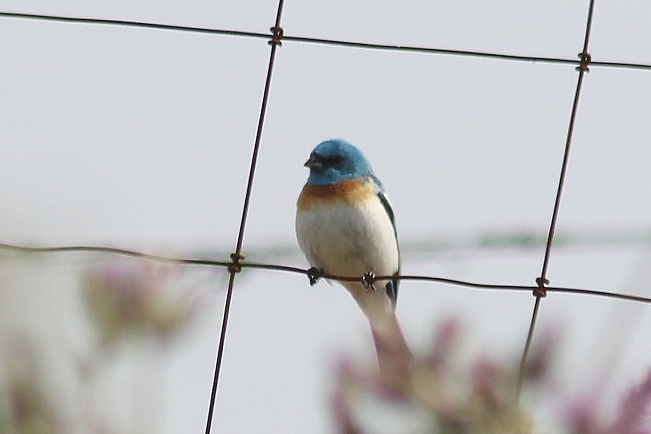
(296, 139), (410, 366)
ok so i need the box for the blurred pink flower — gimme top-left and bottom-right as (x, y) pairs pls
(335, 317), (651, 433)
(81, 260), (209, 347)
(607, 370), (651, 434)
(333, 319), (532, 433)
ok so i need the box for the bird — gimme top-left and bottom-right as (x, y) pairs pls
(295, 139), (411, 371)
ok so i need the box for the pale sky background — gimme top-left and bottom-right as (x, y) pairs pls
(1, 1), (650, 433)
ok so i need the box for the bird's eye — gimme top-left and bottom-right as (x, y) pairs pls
(323, 155), (344, 166)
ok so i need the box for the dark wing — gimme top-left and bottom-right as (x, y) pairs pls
(377, 190), (400, 305)
(377, 190), (396, 236)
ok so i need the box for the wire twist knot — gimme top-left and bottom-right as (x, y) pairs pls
(534, 277), (549, 298)
(228, 253), (245, 273)
(576, 52), (591, 72)
(269, 25), (284, 46)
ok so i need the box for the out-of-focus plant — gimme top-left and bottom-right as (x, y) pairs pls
(1, 256), (219, 433)
(81, 259), (211, 348)
(333, 319), (651, 434)
(333, 319), (532, 433)
(77, 259), (217, 431)
(565, 370), (651, 434)
(0, 343), (61, 434)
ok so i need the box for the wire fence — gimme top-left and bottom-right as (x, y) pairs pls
(2, 11), (650, 71)
(1, 2), (650, 433)
(1, 241), (650, 305)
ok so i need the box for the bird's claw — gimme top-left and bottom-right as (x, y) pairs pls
(307, 267), (324, 286)
(362, 272), (376, 290)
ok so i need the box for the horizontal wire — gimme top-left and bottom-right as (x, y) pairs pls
(0, 11), (269, 39)
(285, 35), (650, 70)
(0, 242), (232, 267)
(2, 242), (649, 304)
(1, 11), (650, 70)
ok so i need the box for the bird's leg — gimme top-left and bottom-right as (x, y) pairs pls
(362, 271), (376, 291)
(306, 267), (324, 286)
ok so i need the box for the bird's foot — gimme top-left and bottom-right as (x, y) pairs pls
(362, 272), (377, 290)
(307, 267), (324, 286)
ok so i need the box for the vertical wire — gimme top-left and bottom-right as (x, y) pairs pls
(516, 0), (596, 401)
(204, 1), (285, 433)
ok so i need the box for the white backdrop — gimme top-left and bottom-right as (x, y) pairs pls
(1, 1), (650, 432)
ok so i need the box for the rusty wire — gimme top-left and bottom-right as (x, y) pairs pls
(2, 242), (651, 305)
(2, 0), (651, 428)
(1, 11), (650, 71)
(202, 1), (285, 432)
(515, 0), (597, 400)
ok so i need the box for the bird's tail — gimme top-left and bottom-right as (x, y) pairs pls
(369, 310), (412, 381)
(349, 287), (413, 379)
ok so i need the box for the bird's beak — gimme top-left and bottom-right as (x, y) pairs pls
(304, 155), (323, 171)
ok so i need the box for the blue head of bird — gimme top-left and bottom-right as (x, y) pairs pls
(304, 139), (374, 186)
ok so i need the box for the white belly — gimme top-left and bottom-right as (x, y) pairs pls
(295, 197), (399, 287)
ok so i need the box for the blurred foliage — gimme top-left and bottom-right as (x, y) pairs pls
(333, 319), (651, 434)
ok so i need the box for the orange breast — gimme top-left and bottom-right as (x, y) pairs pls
(297, 179), (375, 211)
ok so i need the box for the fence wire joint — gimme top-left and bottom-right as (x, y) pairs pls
(228, 253), (245, 273)
(576, 52), (591, 72)
(269, 25), (284, 46)
(534, 277), (549, 298)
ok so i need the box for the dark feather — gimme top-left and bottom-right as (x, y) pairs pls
(377, 190), (400, 304)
